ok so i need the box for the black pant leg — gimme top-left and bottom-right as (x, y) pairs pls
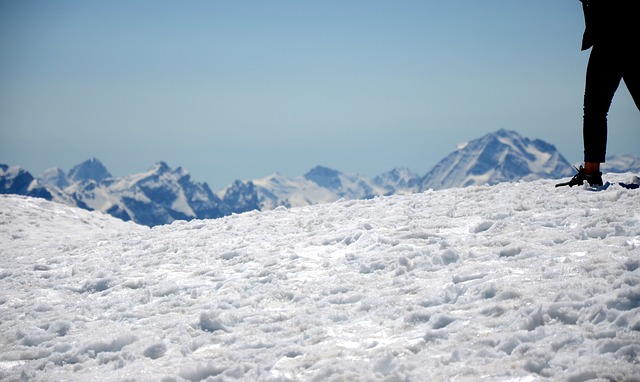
(582, 43), (623, 163)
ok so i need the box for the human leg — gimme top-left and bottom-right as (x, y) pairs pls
(582, 43), (623, 165)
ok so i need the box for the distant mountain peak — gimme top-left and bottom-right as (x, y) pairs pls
(68, 158), (111, 183)
(420, 130), (573, 190)
(495, 128), (515, 137)
(373, 167), (421, 194)
(221, 180), (259, 214)
(152, 161), (171, 174)
(304, 166), (342, 190)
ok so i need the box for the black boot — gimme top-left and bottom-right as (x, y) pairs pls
(555, 166), (603, 187)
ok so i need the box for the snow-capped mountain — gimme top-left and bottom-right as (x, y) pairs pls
(221, 167), (387, 212)
(373, 167), (421, 195)
(419, 129), (574, 190)
(303, 165), (386, 200)
(68, 157), (112, 183)
(242, 172), (337, 210)
(0, 164), (52, 200)
(605, 153), (640, 174)
(39, 161), (231, 227)
(219, 180), (260, 214)
(232, 129), (578, 211)
(2, 130), (637, 227)
(39, 158), (112, 191)
(40, 167), (70, 189)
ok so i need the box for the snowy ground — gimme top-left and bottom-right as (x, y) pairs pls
(1, 174), (639, 382)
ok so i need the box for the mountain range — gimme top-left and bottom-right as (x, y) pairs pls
(2, 130), (638, 226)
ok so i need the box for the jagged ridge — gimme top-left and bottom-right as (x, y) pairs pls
(2, 130), (637, 226)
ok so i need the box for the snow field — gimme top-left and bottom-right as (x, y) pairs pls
(1, 174), (639, 381)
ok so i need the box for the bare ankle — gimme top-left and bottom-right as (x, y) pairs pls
(584, 162), (601, 175)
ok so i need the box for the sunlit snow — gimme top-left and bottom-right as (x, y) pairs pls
(1, 174), (639, 381)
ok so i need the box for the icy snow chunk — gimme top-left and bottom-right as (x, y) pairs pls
(584, 227), (609, 239)
(143, 342), (166, 359)
(522, 350), (550, 375)
(404, 311), (431, 325)
(439, 248), (460, 265)
(21, 332), (55, 347)
(359, 261), (386, 274)
(152, 281), (181, 297)
(442, 283), (466, 304)
(498, 336), (522, 355)
(431, 314), (456, 329)
(474, 220), (494, 233)
(47, 321), (72, 337)
(329, 293), (362, 305)
(199, 312), (230, 333)
(565, 370), (599, 382)
(624, 259), (640, 272)
(452, 272), (487, 284)
(499, 246), (522, 258)
(82, 334), (137, 356)
(179, 361), (227, 381)
(121, 278), (145, 289)
(0, 269), (12, 279)
(82, 278), (112, 293)
(547, 302), (581, 325)
(606, 286), (640, 311)
(551, 333), (584, 352)
(522, 306), (545, 331)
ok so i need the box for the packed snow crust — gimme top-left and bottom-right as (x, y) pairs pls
(1, 174), (639, 381)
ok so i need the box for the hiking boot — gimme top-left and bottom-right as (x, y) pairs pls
(555, 166), (603, 187)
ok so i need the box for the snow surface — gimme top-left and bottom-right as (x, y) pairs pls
(1, 174), (640, 381)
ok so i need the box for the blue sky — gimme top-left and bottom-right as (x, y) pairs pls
(1, 0), (638, 189)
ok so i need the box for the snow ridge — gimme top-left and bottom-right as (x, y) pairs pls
(1, 174), (639, 381)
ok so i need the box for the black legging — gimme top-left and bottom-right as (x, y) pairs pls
(583, 41), (640, 163)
